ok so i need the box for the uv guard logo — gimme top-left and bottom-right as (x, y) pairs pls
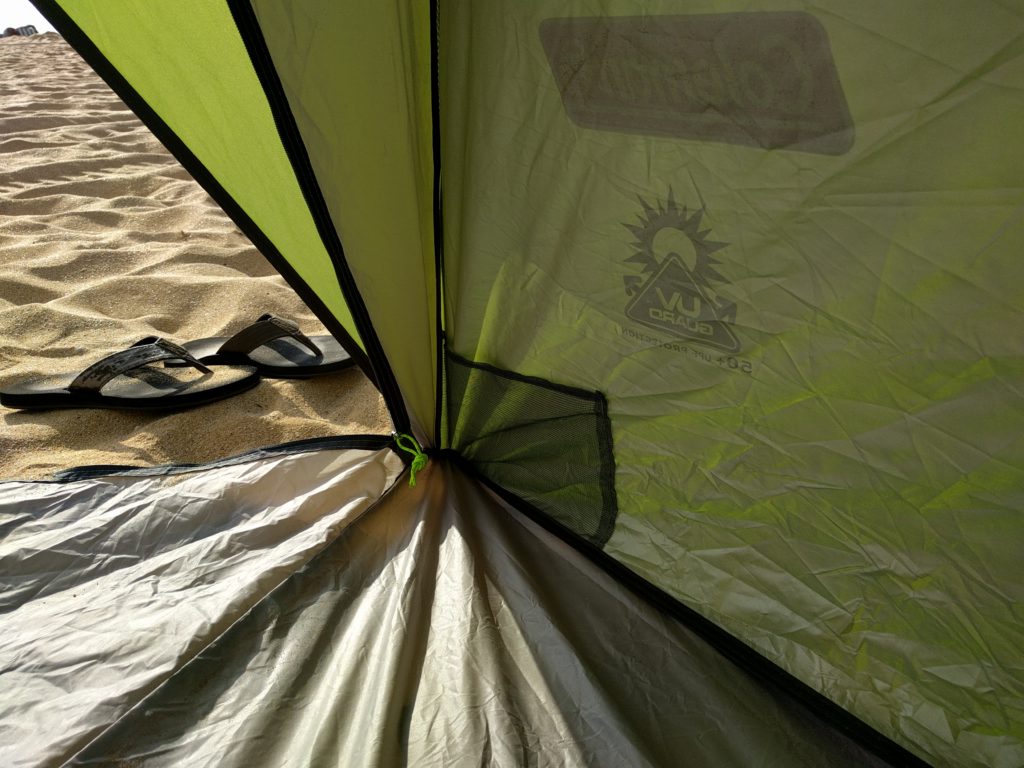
(623, 194), (740, 353)
(540, 13), (853, 155)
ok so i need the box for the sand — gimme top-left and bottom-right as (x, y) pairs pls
(0, 33), (391, 480)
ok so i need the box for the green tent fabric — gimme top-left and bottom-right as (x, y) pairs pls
(440, 3), (1024, 765)
(52, 1), (367, 362)
(4, 1), (1023, 766)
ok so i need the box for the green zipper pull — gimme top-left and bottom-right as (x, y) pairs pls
(394, 433), (428, 487)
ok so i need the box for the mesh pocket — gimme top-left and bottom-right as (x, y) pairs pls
(445, 350), (617, 547)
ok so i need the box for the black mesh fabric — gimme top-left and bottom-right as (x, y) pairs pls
(445, 350), (617, 547)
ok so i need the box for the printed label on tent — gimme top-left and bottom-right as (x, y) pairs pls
(539, 13), (853, 155)
(623, 194), (740, 353)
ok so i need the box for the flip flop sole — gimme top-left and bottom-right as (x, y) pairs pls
(0, 365), (259, 411)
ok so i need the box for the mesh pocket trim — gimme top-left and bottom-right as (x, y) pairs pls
(445, 349), (617, 547)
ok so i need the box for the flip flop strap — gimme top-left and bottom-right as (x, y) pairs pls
(69, 338), (212, 393)
(217, 314), (322, 358)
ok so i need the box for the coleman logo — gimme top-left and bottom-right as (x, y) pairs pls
(540, 13), (853, 155)
(623, 193), (740, 353)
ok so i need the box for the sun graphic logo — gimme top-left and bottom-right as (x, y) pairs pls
(623, 191), (740, 353)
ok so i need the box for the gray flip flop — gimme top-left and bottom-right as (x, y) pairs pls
(0, 337), (259, 411)
(174, 314), (353, 379)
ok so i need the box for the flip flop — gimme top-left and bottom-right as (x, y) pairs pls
(0, 337), (259, 411)
(172, 314), (353, 379)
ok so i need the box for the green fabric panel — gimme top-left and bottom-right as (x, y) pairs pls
(55, 0), (360, 348)
(440, 1), (1024, 766)
(251, 1), (437, 440)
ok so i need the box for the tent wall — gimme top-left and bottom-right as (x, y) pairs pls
(246, 0), (438, 441)
(439, 2), (1024, 766)
(41, 0), (441, 438)
(43, 1), (365, 363)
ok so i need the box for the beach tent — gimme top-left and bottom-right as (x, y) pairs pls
(2, 2), (1022, 766)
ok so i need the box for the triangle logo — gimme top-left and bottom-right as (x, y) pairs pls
(626, 255), (740, 352)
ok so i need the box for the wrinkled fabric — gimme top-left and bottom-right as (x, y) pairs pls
(24, 1), (1024, 765)
(440, 2), (1024, 765)
(0, 447), (403, 766)
(4, 452), (887, 766)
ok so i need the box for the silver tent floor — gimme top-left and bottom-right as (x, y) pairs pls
(2, 445), (887, 767)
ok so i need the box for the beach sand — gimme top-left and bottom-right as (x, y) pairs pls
(0, 33), (391, 480)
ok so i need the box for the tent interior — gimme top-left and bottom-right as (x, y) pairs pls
(2, 2), (1022, 767)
